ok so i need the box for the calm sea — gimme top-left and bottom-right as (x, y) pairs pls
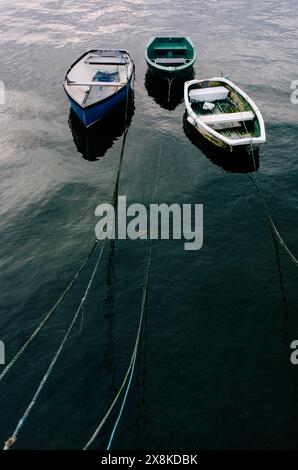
(0, 0), (298, 450)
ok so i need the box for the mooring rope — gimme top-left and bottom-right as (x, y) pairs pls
(106, 142), (162, 450)
(240, 113), (298, 268)
(83, 241), (151, 450)
(111, 56), (132, 208)
(1, 62), (134, 383)
(3, 239), (106, 450)
(83, 142), (162, 450)
(0, 238), (99, 384)
(1, 60), (134, 387)
(106, 240), (151, 450)
(167, 78), (173, 103)
(3, 65), (135, 450)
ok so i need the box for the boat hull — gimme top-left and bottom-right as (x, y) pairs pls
(187, 117), (261, 153)
(65, 81), (132, 128)
(146, 62), (194, 81)
(184, 116), (259, 172)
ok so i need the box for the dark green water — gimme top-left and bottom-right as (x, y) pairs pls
(0, 0), (298, 450)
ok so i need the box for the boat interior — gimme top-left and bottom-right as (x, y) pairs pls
(188, 80), (261, 140)
(65, 50), (133, 108)
(147, 37), (194, 67)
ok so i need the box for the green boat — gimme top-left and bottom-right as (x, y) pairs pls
(145, 36), (196, 80)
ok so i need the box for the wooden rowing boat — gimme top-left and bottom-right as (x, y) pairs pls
(184, 77), (266, 152)
(145, 36), (196, 80)
(64, 49), (134, 127)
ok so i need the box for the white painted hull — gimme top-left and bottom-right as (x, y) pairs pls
(184, 77), (266, 152)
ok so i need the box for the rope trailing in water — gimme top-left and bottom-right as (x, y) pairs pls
(3, 66), (134, 450)
(111, 56), (132, 208)
(167, 78), (173, 103)
(84, 142), (162, 450)
(0, 239), (99, 384)
(251, 166), (298, 267)
(1, 64), (133, 386)
(267, 216), (298, 267)
(105, 142), (162, 450)
(3, 240), (106, 450)
(83, 241), (151, 450)
(106, 241), (151, 450)
(240, 114), (298, 267)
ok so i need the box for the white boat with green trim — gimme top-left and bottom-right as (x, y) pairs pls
(184, 77), (266, 152)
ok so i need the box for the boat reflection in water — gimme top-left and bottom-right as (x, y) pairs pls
(145, 69), (194, 111)
(68, 91), (135, 161)
(183, 114), (259, 173)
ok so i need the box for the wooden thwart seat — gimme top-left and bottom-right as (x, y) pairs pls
(154, 46), (187, 51)
(200, 111), (255, 125)
(85, 56), (126, 65)
(154, 58), (186, 65)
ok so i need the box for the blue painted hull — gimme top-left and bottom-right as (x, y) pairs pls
(67, 82), (131, 128)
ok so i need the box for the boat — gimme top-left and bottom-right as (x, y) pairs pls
(64, 49), (134, 128)
(145, 36), (196, 80)
(184, 77), (266, 152)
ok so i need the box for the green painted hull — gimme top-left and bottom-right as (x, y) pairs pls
(147, 62), (194, 80)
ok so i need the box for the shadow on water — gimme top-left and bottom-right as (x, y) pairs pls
(102, 239), (117, 398)
(144, 68), (194, 111)
(68, 91), (135, 161)
(183, 114), (260, 174)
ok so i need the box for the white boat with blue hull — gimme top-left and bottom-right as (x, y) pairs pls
(64, 49), (134, 128)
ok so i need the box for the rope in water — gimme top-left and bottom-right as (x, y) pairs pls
(167, 78), (173, 103)
(0, 58), (133, 387)
(111, 57), (132, 207)
(3, 239), (106, 450)
(0, 238), (99, 384)
(241, 116), (298, 267)
(84, 142), (162, 450)
(3, 65), (134, 450)
(106, 141), (162, 450)
(106, 240), (151, 450)
(248, 171), (298, 267)
(83, 241), (151, 450)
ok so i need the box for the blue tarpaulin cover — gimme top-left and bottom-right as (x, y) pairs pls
(93, 71), (120, 82)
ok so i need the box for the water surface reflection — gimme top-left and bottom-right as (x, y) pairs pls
(68, 91), (135, 161)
